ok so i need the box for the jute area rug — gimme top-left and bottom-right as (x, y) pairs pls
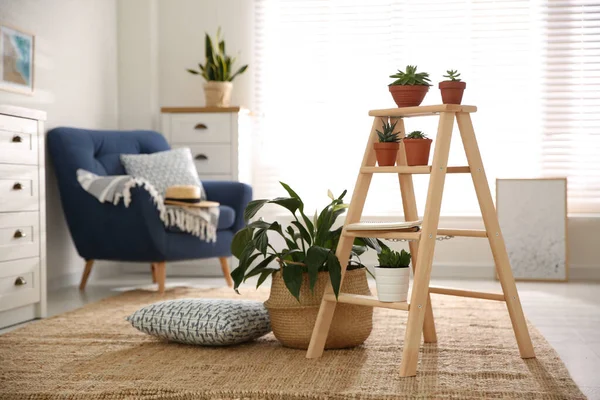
(0, 287), (585, 399)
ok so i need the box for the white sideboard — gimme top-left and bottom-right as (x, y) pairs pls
(160, 107), (251, 184)
(0, 105), (47, 329)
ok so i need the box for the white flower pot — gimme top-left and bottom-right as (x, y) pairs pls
(204, 81), (233, 107)
(374, 266), (410, 302)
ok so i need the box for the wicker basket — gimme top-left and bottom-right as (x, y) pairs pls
(264, 268), (373, 349)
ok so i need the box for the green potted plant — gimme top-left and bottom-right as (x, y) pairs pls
(186, 28), (248, 107)
(403, 130), (433, 166)
(231, 182), (382, 349)
(375, 248), (411, 302)
(439, 69), (466, 105)
(388, 65), (431, 107)
(374, 119), (400, 166)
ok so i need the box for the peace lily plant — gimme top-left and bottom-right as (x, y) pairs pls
(231, 182), (381, 300)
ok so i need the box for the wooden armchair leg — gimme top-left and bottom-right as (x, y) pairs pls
(79, 260), (94, 291)
(154, 261), (166, 294)
(219, 257), (234, 288)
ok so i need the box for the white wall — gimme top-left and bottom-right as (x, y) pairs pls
(117, 0), (254, 132)
(0, 0), (119, 287)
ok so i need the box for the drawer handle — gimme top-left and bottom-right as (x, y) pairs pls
(194, 123), (208, 130)
(12, 182), (23, 190)
(194, 154), (208, 161)
(14, 276), (27, 286)
(13, 229), (26, 239)
(12, 135), (23, 143)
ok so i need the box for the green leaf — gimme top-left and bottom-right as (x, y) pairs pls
(270, 197), (301, 214)
(327, 252), (342, 299)
(254, 228), (269, 255)
(229, 64), (248, 82)
(244, 254), (276, 280)
(244, 199), (268, 222)
(205, 32), (214, 61)
(231, 227), (253, 258)
(186, 69), (199, 75)
(291, 221), (311, 246)
(282, 263), (304, 301)
(257, 268), (276, 288)
(304, 246), (329, 291)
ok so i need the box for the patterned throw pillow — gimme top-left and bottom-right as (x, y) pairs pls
(126, 299), (271, 346)
(120, 148), (206, 199)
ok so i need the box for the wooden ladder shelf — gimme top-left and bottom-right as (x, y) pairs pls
(305, 104), (536, 377)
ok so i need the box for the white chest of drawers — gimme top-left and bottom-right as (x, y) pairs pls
(0, 105), (47, 329)
(160, 107), (251, 183)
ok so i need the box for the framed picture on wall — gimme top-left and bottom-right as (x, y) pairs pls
(496, 178), (568, 281)
(0, 25), (34, 94)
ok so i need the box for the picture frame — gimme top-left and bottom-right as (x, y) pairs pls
(0, 24), (34, 94)
(496, 178), (568, 282)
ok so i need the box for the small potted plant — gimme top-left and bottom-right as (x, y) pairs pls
(388, 65), (431, 107)
(403, 130), (433, 166)
(375, 248), (411, 302)
(187, 28), (248, 107)
(374, 120), (400, 166)
(439, 69), (466, 105)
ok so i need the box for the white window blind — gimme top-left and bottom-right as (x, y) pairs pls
(252, 0), (597, 215)
(541, 1), (600, 213)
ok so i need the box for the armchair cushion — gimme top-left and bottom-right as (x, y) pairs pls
(120, 147), (205, 198)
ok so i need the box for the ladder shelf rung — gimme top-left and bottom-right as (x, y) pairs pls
(437, 229), (488, 238)
(324, 293), (410, 311)
(361, 166), (470, 174)
(369, 104), (477, 118)
(343, 230), (421, 240)
(429, 286), (505, 301)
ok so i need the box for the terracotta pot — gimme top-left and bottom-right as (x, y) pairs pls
(403, 138), (433, 166)
(204, 81), (233, 107)
(439, 81), (466, 105)
(388, 85), (429, 107)
(264, 268), (372, 350)
(374, 142), (399, 166)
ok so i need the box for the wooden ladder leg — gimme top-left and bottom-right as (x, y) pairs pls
(456, 112), (535, 359)
(400, 111), (455, 377)
(306, 117), (383, 359)
(393, 117), (437, 344)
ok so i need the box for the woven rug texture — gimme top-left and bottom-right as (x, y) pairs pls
(0, 287), (585, 399)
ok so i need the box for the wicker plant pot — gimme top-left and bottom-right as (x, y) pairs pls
(264, 268), (373, 349)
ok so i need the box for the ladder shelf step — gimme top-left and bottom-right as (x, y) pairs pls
(429, 286), (505, 301)
(361, 166), (470, 174)
(369, 104), (477, 118)
(437, 229), (488, 238)
(324, 293), (410, 311)
(343, 230), (421, 240)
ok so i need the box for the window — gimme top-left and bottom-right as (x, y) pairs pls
(252, 0), (597, 215)
(541, 1), (600, 213)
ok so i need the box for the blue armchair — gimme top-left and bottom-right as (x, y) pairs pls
(47, 127), (252, 293)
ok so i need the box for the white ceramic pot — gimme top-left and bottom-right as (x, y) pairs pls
(204, 81), (233, 107)
(374, 266), (410, 302)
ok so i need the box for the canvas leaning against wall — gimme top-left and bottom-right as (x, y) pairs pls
(0, 25), (34, 94)
(496, 178), (568, 282)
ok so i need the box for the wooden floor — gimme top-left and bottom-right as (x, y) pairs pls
(2, 276), (599, 399)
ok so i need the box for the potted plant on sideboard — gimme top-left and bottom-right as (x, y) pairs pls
(388, 65), (431, 107)
(403, 130), (433, 166)
(374, 119), (400, 166)
(439, 69), (466, 105)
(231, 182), (383, 349)
(186, 28), (248, 107)
(374, 248), (411, 302)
